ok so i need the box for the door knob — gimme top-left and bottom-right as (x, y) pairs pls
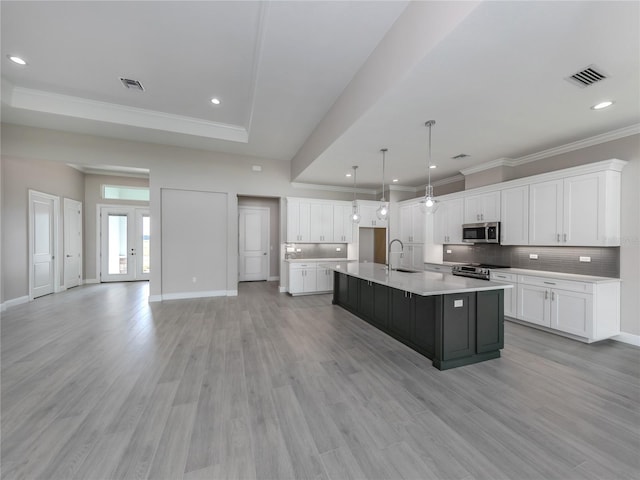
(66, 254), (72, 258)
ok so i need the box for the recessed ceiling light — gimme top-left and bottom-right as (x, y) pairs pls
(430, 165), (437, 169)
(591, 100), (614, 110)
(392, 178), (399, 183)
(345, 173), (352, 177)
(7, 55), (27, 65)
(210, 97), (221, 105)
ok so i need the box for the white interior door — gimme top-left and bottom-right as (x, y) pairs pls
(239, 207), (269, 281)
(30, 191), (57, 298)
(100, 206), (150, 282)
(64, 198), (83, 288)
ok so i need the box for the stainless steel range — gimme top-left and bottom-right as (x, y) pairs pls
(451, 263), (508, 280)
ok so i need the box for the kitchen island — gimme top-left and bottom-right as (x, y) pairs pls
(322, 262), (512, 370)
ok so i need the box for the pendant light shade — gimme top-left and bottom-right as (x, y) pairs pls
(376, 148), (389, 221)
(419, 120), (439, 215)
(350, 166), (361, 224)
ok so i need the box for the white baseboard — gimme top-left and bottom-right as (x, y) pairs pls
(268, 276), (280, 281)
(55, 285), (67, 293)
(1, 295), (30, 311)
(613, 332), (640, 347)
(153, 290), (239, 301)
(83, 278), (99, 284)
(279, 286), (288, 293)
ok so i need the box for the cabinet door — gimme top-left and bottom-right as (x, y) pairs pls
(551, 289), (592, 337)
(333, 204), (353, 242)
(481, 191), (501, 222)
(400, 205), (413, 243)
(316, 267), (332, 292)
(476, 290), (504, 353)
(287, 202), (300, 242)
(501, 186), (529, 245)
(463, 196), (482, 224)
(433, 203), (447, 244)
(372, 283), (389, 329)
(298, 202), (311, 242)
(359, 279), (375, 321)
(289, 267), (304, 294)
(563, 173), (605, 246)
(303, 268), (317, 293)
(529, 180), (563, 245)
(518, 284), (550, 327)
(389, 289), (414, 341)
(492, 280), (516, 318)
(446, 199), (464, 244)
(441, 293), (476, 361)
(346, 276), (359, 310)
(399, 246), (412, 269)
(309, 204), (333, 242)
(411, 204), (425, 243)
(336, 273), (348, 304)
(414, 295), (440, 358)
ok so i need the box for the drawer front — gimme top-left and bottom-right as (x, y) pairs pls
(490, 272), (516, 282)
(289, 262), (317, 270)
(517, 275), (593, 294)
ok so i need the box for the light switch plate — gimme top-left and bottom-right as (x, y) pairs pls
(579, 256), (591, 262)
(454, 299), (464, 308)
(529, 254), (538, 259)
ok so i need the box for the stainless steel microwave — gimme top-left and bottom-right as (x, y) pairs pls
(462, 222), (500, 244)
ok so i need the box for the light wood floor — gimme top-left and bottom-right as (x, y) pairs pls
(1, 281), (639, 480)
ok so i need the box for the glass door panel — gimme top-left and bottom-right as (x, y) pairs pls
(101, 207), (150, 282)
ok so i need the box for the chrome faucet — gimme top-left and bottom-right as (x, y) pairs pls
(387, 238), (404, 271)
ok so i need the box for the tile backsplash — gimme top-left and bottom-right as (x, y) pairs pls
(443, 244), (620, 278)
(285, 243), (348, 260)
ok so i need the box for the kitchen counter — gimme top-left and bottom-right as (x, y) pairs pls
(321, 262), (512, 296)
(492, 267), (619, 283)
(326, 263), (510, 370)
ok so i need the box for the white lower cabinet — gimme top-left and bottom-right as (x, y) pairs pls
(288, 262), (335, 295)
(399, 245), (424, 270)
(490, 272), (517, 318)
(316, 266), (334, 292)
(512, 273), (619, 342)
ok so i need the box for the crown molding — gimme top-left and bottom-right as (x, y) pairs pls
(67, 163), (150, 178)
(8, 85), (249, 143)
(459, 158), (514, 176)
(291, 182), (377, 194)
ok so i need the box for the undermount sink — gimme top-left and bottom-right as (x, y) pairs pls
(392, 268), (421, 273)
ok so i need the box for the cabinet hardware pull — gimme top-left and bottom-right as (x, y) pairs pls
(563, 233), (567, 242)
(543, 281), (556, 285)
(556, 233), (560, 242)
(552, 292), (555, 301)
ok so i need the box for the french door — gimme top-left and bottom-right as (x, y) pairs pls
(100, 206), (150, 282)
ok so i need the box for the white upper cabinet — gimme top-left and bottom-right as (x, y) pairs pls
(309, 203), (334, 242)
(358, 201), (388, 228)
(287, 200), (311, 242)
(463, 191), (501, 223)
(501, 185), (529, 245)
(333, 204), (353, 243)
(433, 198), (464, 244)
(529, 171), (621, 246)
(399, 203), (425, 244)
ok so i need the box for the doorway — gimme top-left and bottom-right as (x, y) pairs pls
(29, 190), (60, 299)
(64, 198), (83, 288)
(238, 206), (269, 282)
(100, 206), (150, 282)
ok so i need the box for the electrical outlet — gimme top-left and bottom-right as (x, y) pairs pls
(296, 248), (302, 252)
(579, 256), (591, 262)
(529, 254), (538, 260)
(336, 247), (341, 252)
(446, 249), (452, 254)
(192, 277), (197, 283)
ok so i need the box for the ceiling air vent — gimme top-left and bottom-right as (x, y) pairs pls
(452, 153), (470, 160)
(119, 77), (145, 91)
(565, 65), (608, 88)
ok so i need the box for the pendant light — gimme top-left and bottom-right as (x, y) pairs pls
(419, 120), (439, 214)
(376, 148), (389, 221)
(350, 165), (361, 224)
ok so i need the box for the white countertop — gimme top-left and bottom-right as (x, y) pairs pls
(286, 258), (355, 263)
(424, 261), (467, 266)
(493, 268), (620, 283)
(321, 262), (512, 296)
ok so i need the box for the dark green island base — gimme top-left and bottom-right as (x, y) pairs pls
(332, 272), (504, 371)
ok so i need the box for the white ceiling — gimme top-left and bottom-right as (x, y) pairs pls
(2, 1), (639, 189)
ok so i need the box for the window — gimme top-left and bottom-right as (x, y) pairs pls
(103, 185), (149, 202)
